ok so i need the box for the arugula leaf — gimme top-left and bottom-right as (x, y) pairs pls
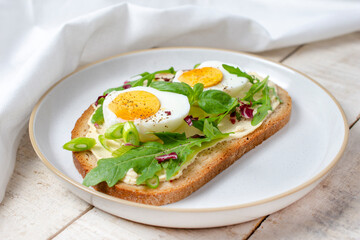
(103, 86), (124, 95)
(163, 157), (182, 180)
(222, 64), (255, 83)
(193, 98), (237, 130)
(154, 132), (187, 143)
(131, 67), (176, 88)
(150, 81), (193, 96)
(179, 82), (195, 103)
(216, 98), (239, 123)
(269, 86), (283, 103)
(150, 81), (195, 104)
(161, 134), (210, 180)
(203, 119), (230, 140)
(103, 67), (176, 95)
(83, 133), (211, 187)
(136, 159), (162, 185)
(150, 81), (204, 106)
(192, 96), (238, 131)
(138, 72), (150, 77)
(198, 90), (238, 114)
(91, 105), (104, 124)
(83, 141), (162, 187)
(192, 116), (217, 132)
(251, 85), (272, 126)
(242, 76), (269, 103)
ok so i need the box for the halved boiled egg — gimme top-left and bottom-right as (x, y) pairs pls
(173, 61), (249, 97)
(103, 87), (190, 141)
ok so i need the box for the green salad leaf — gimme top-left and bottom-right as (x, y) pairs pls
(222, 64), (255, 83)
(222, 64), (276, 126)
(193, 83), (204, 102)
(198, 90), (238, 114)
(150, 81), (193, 100)
(138, 71), (150, 77)
(269, 86), (283, 104)
(192, 92), (238, 131)
(154, 132), (210, 180)
(135, 158), (162, 185)
(91, 105), (104, 124)
(251, 83), (272, 126)
(130, 67), (176, 88)
(231, 75), (273, 126)
(203, 119), (231, 140)
(242, 76), (269, 103)
(154, 132), (187, 143)
(103, 86), (124, 95)
(193, 63), (200, 69)
(83, 132), (211, 187)
(192, 96), (238, 140)
(150, 81), (205, 105)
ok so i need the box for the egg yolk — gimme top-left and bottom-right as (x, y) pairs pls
(108, 91), (160, 120)
(178, 67), (223, 87)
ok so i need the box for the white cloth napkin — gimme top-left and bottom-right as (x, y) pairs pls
(1, 0), (359, 202)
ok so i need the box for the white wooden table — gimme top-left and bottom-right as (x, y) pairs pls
(1, 32), (359, 240)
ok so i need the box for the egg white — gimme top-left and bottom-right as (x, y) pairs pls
(102, 86), (190, 141)
(173, 61), (249, 97)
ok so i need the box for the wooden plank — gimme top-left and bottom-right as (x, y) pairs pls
(0, 130), (90, 240)
(281, 32), (360, 124)
(250, 120), (360, 239)
(53, 208), (264, 240)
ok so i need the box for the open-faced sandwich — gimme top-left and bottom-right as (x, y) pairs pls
(63, 60), (292, 206)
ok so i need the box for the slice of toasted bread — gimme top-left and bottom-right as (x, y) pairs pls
(72, 86), (291, 206)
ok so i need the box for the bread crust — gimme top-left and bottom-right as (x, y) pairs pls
(72, 86), (292, 205)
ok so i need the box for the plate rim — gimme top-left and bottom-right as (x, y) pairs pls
(29, 46), (349, 213)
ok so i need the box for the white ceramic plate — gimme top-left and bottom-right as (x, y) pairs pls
(29, 47), (348, 228)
